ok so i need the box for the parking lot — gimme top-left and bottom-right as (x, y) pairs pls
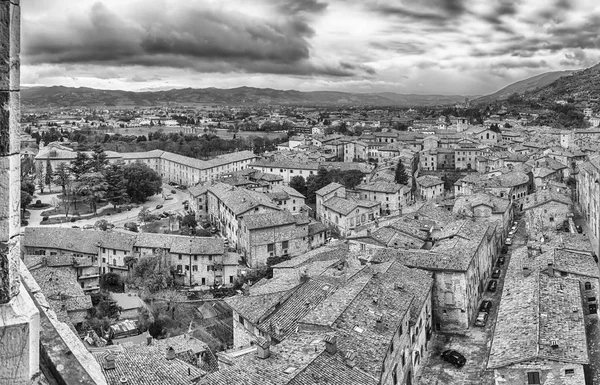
(416, 216), (525, 385)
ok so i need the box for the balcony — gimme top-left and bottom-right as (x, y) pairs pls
(82, 286), (100, 292)
(107, 264), (128, 271)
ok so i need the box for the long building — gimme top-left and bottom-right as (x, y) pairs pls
(35, 143), (258, 186)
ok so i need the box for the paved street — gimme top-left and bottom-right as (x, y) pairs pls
(22, 184), (188, 230)
(416, 215), (525, 385)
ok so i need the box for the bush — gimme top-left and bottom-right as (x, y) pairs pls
(70, 218), (77, 222)
(42, 216), (48, 221)
(35, 200), (42, 205)
(117, 208), (122, 213)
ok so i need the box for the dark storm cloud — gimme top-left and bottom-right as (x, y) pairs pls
(22, 1), (372, 78)
(481, 0), (518, 25)
(369, 0), (465, 22)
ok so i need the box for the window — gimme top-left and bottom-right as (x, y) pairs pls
(112, 259), (116, 266)
(176, 265), (182, 271)
(202, 278), (206, 285)
(267, 243), (275, 252)
(585, 282), (592, 290)
(193, 255), (198, 261)
(185, 265), (190, 271)
(527, 372), (540, 384)
(178, 255), (182, 260)
(282, 241), (289, 249)
(209, 255), (213, 261)
(565, 369), (575, 375)
(192, 265), (198, 271)
(113, 250), (116, 255)
(102, 248), (106, 254)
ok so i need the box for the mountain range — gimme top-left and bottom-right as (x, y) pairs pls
(20, 86), (474, 109)
(21, 61), (600, 109)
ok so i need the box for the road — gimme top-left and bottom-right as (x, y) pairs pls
(23, 184), (188, 230)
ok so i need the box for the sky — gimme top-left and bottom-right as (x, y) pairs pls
(20, 0), (600, 95)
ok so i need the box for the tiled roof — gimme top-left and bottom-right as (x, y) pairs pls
(416, 175), (443, 188)
(242, 210), (297, 230)
(272, 245), (349, 269)
(521, 190), (572, 211)
(257, 278), (338, 341)
(169, 236), (224, 255)
(94, 344), (204, 385)
(251, 159), (321, 170)
(323, 196), (379, 216)
(315, 182), (345, 197)
(453, 193), (511, 215)
(332, 262), (414, 379)
(24, 227), (102, 254)
(488, 247), (589, 369)
(225, 290), (292, 324)
(287, 351), (377, 385)
(208, 183), (280, 215)
(29, 266), (92, 315)
(355, 182), (402, 194)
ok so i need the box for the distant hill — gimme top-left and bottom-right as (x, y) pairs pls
(526, 63), (600, 106)
(474, 70), (573, 104)
(21, 86), (472, 108)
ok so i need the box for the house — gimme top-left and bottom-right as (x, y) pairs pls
(111, 292), (146, 320)
(452, 193), (513, 238)
(354, 182), (406, 215)
(416, 175), (444, 201)
(23, 253), (100, 293)
(265, 186), (306, 215)
(576, 156), (600, 243)
(222, 251), (434, 385)
(238, 211), (314, 267)
(371, 219), (499, 330)
(249, 159), (320, 184)
(487, 248), (589, 385)
(521, 190), (572, 239)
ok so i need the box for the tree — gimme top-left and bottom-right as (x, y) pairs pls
(20, 190), (32, 218)
(75, 172), (108, 214)
(45, 160), (53, 193)
(104, 162), (129, 208)
(395, 159), (409, 185)
(53, 163), (71, 196)
(124, 222), (139, 232)
(122, 162), (162, 203)
(36, 165), (45, 193)
(489, 123), (501, 133)
(90, 145), (109, 172)
(95, 219), (110, 231)
(70, 152), (92, 180)
(289, 175), (307, 196)
(340, 170), (364, 189)
(181, 214), (197, 230)
(138, 207), (153, 225)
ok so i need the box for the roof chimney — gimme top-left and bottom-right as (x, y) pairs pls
(166, 347), (176, 360)
(103, 352), (116, 370)
(345, 351), (357, 368)
(324, 335), (337, 355)
(547, 262), (554, 277)
(256, 337), (271, 359)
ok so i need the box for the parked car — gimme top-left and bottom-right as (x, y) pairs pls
(576, 225), (583, 234)
(165, 195), (174, 200)
(505, 238), (512, 246)
(83, 224), (94, 229)
(474, 311), (489, 327)
(177, 185), (187, 190)
(71, 225), (80, 228)
(491, 268), (501, 279)
(441, 350), (466, 368)
(171, 189), (177, 194)
(501, 245), (508, 254)
(156, 204), (163, 210)
(209, 227), (218, 234)
(487, 280), (497, 292)
(497, 256), (505, 265)
(479, 300), (492, 313)
(168, 181), (177, 186)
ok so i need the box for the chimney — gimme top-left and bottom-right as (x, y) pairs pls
(375, 315), (384, 332)
(166, 347), (176, 360)
(104, 352), (116, 370)
(324, 335), (337, 354)
(522, 266), (531, 277)
(256, 337), (271, 359)
(119, 378), (128, 384)
(345, 351), (357, 368)
(146, 335), (152, 346)
(547, 262), (554, 277)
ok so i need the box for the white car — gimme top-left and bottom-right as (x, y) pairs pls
(505, 238), (512, 246)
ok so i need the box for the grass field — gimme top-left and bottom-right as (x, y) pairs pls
(111, 126), (287, 141)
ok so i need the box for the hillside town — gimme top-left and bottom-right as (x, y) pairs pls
(13, 100), (600, 385)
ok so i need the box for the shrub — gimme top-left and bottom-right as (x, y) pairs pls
(35, 200), (42, 206)
(42, 216), (48, 221)
(70, 218), (77, 222)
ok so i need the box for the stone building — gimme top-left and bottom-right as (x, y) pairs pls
(521, 191), (572, 239)
(576, 156), (600, 252)
(415, 175), (444, 201)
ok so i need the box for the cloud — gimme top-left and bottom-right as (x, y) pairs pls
(22, 0), (373, 78)
(367, 0), (466, 22)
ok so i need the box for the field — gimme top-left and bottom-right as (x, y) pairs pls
(111, 126), (287, 141)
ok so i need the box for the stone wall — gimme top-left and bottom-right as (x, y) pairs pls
(495, 360), (585, 385)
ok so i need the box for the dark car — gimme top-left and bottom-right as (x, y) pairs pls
(156, 204), (163, 210)
(491, 268), (501, 279)
(474, 311), (489, 327)
(501, 246), (508, 254)
(441, 350), (466, 368)
(177, 185), (187, 190)
(497, 256), (505, 266)
(168, 181), (177, 186)
(171, 189), (177, 194)
(479, 300), (492, 313)
(577, 225), (583, 234)
(487, 280), (497, 292)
